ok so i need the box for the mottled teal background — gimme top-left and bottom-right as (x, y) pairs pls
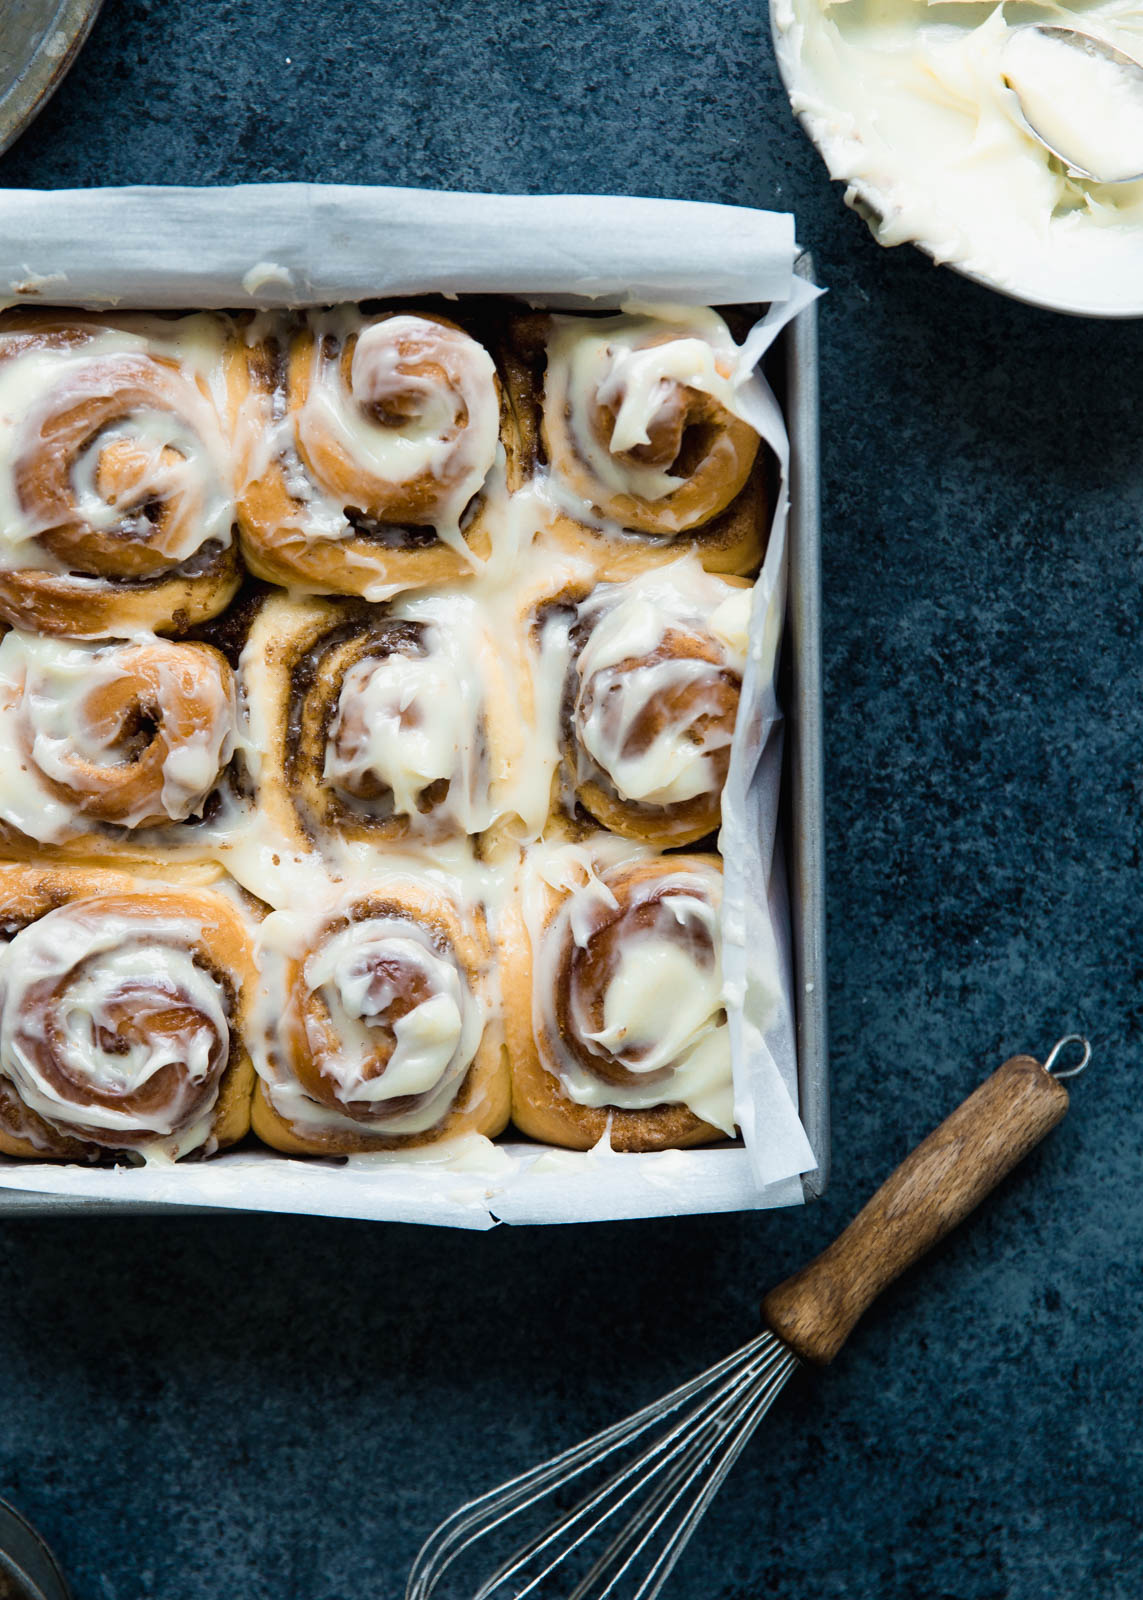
(0, 2), (1139, 1596)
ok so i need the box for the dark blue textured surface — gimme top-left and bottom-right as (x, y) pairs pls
(1, 3), (1140, 1597)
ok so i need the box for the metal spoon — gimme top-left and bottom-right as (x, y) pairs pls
(1002, 24), (1143, 184)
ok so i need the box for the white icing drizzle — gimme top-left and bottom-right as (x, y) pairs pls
(301, 922), (474, 1111)
(458, 489), (590, 840)
(544, 306), (764, 525)
(0, 320), (235, 572)
(227, 522), (745, 902)
(568, 560), (748, 809)
(323, 589), (499, 835)
(267, 311), (501, 560)
(252, 884), (490, 1139)
(590, 912), (727, 1072)
(0, 631), (236, 842)
(326, 651), (466, 816)
(522, 841), (734, 1134)
(0, 904), (230, 1155)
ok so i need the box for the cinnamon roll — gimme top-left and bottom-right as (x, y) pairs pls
(241, 590), (518, 851)
(505, 308), (767, 580)
(250, 876), (509, 1154)
(501, 842), (735, 1150)
(0, 311), (241, 637)
(0, 862), (255, 1160)
(0, 630), (237, 850)
(231, 308), (516, 597)
(536, 559), (752, 845)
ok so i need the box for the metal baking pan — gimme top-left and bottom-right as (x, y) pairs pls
(0, 256), (829, 1216)
(786, 251), (829, 1200)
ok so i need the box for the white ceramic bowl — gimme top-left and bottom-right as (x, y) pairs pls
(769, 0), (1143, 318)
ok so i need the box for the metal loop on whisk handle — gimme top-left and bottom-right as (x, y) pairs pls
(407, 1031), (1092, 1600)
(1043, 1033), (1091, 1079)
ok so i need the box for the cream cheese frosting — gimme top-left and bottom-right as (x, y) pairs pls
(0, 319), (235, 571)
(239, 309), (502, 567)
(568, 562), (749, 810)
(293, 917), (478, 1120)
(542, 306), (768, 530)
(0, 905), (230, 1155)
(322, 589), (501, 837)
(0, 631), (236, 841)
(774, 0), (1143, 311)
(252, 886), (491, 1139)
(523, 841), (735, 1134)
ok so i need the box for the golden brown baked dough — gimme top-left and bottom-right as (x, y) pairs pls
(530, 565), (750, 847)
(251, 876), (510, 1154)
(502, 309), (766, 581)
(0, 311), (241, 637)
(0, 861), (255, 1159)
(230, 308), (522, 596)
(241, 590), (520, 852)
(0, 631), (236, 857)
(0, 297), (774, 1171)
(501, 846), (733, 1150)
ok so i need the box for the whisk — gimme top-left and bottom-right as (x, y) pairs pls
(407, 1037), (1091, 1600)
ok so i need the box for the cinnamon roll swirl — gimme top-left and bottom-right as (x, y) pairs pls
(536, 559), (751, 845)
(250, 877), (509, 1154)
(505, 308), (767, 580)
(0, 311), (241, 637)
(241, 590), (517, 851)
(0, 863), (254, 1160)
(231, 309), (515, 597)
(0, 630), (237, 850)
(501, 843), (734, 1150)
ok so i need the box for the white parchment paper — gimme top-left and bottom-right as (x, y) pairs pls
(0, 184), (796, 309)
(0, 184), (819, 1226)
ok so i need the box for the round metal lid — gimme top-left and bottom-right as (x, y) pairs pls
(0, 0), (104, 159)
(0, 1502), (70, 1600)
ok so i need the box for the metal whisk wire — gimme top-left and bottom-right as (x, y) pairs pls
(406, 1331), (799, 1600)
(409, 1046), (1089, 1600)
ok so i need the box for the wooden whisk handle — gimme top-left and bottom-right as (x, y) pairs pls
(762, 1054), (1071, 1366)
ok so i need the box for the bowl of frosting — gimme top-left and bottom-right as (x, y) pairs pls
(771, 0), (1143, 315)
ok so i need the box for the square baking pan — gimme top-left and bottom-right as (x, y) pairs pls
(784, 250), (829, 1201)
(0, 225), (828, 1219)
